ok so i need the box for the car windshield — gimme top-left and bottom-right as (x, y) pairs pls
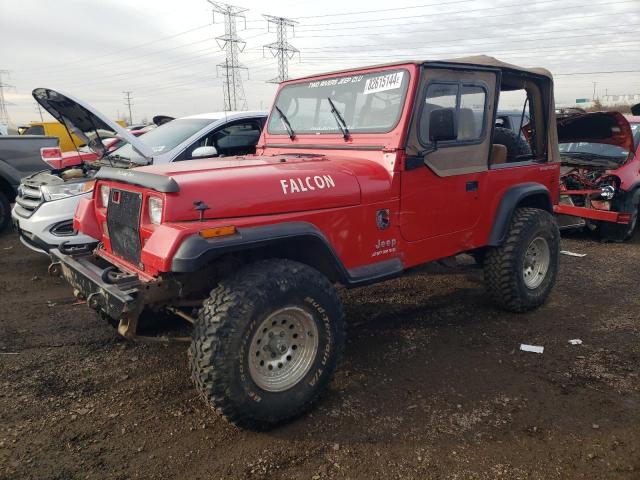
(558, 123), (640, 162)
(268, 68), (410, 135)
(559, 139), (631, 161)
(110, 118), (214, 162)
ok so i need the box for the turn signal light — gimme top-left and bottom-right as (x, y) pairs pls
(199, 226), (237, 238)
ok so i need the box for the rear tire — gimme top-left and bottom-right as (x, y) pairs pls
(484, 208), (559, 312)
(189, 259), (345, 430)
(0, 191), (11, 233)
(493, 126), (532, 162)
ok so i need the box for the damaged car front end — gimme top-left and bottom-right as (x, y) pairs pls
(554, 111), (640, 241)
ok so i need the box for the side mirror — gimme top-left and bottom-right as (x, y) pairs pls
(191, 146), (218, 159)
(429, 108), (457, 142)
(631, 103), (640, 116)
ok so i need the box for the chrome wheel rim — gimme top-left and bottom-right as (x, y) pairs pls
(248, 306), (319, 392)
(523, 236), (550, 289)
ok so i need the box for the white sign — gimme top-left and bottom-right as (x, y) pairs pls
(363, 71), (404, 95)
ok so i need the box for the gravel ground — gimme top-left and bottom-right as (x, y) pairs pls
(0, 229), (639, 479)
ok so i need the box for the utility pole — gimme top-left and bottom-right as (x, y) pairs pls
(123, 91), (133, 125)
(263, 15), (299, 84)
(208, 1), (248, 111)
(0, 70), (14, 126)
(592, 82), (597, 101)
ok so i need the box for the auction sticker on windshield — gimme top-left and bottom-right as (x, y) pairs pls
(363, 71), (404, 95)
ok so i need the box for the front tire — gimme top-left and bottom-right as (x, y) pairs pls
(189, 259), (345, 430)
(484, 208), (559, 312)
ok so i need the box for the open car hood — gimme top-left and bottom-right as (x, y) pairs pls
(32, 88), (154, 163)
(557, 111), (634, 153)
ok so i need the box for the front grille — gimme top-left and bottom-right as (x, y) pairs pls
(106, 189), (143, 265)
(14, 184), (44, 218)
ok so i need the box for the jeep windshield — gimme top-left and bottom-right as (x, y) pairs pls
(268, 68), (410, 136)
(109, 118), (214, 163)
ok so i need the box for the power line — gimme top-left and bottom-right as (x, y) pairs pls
(123, 91), (133, 125)
(262, 15), (299, 83)
(18, 24), (214, 73)
(294, 0), (637, 33)
(292, 0), (475, 19)
(209, 1), (249, 111)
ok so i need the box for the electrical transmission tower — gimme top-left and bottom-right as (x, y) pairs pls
(123, 91), (133, 125)
(0, 70), (14, 126)
(263, 16), (299, 84)
(208, 1), (248, 111)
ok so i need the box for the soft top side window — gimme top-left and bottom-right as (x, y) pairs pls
(419, 81), (488, 147)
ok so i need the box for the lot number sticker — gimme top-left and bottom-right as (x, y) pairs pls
(363, 72), (404, 95)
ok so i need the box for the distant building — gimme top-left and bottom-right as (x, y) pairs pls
(600, 94), (640, 107)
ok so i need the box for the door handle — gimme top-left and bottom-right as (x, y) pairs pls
(466, 181), (479, 192)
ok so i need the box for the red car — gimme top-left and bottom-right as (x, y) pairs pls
(41, 130), (148, 170)
(50, 57), (564, 429)
(554, 112), (640, 241)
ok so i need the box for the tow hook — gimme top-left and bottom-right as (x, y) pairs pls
(86, 292), (102, 310)
(48, 262), (62, 277)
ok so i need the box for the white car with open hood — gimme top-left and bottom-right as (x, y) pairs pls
(11, 88), (266, 254)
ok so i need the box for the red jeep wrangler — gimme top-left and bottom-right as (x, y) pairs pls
(50, 56), (561, 429)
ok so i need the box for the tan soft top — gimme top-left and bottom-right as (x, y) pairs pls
(289, 55), (553, 82)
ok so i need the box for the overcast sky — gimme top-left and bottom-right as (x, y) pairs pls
(1, 0), (639, 125)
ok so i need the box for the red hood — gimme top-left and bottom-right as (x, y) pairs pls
(557, 111), (634, 153)
(128, 154), (389, 221)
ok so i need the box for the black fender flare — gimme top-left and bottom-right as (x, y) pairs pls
(487, 183), (553, 246)
(171, 221), (403, 287)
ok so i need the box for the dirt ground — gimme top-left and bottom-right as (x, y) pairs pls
(1, 229), (639, 480)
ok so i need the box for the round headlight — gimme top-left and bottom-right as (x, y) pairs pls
(600, 185), (615, 200)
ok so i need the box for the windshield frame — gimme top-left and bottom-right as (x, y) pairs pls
(267, 67), (411, 137)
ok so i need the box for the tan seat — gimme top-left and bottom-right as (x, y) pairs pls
(491, 144), (508, 164)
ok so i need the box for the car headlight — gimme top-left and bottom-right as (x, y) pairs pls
(99, 185), (111, 208)
(600, 185), (615, 200)
(148, 196), (163, 225)
(41, 182), (89, 201)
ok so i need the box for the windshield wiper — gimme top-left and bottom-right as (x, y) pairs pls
(327, 97), (350, 140)
(274, 106), (295, 140)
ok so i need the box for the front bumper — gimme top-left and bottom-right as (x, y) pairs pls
(11, 193), (98, 254)
(50, 248), (144, 337)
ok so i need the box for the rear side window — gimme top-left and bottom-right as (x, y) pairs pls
(24, 125), (45, 135)
(419, 82), (487, 145)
